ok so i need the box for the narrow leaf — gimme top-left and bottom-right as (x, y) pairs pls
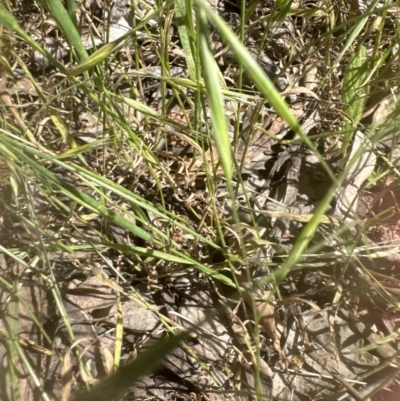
(196, 0), (337, 185)
(174, 0), (197, 80)
(197, 6), (232, 183)
(42, 0), (89, 62)
(341, 45), (370, 154)
(0, 4), (18, 30)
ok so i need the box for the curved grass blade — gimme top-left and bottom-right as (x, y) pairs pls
(0, 4), (19, 30)
(197, 6), (233, 184)
(196, 0), (337, 185)
(42, 0), (89, 62)
(69, 8), (160, 77)
(196, 0), (341, 286)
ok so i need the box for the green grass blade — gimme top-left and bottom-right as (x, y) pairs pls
(341, 45), (370, 154)
(273, 184), (338, 284)
(42, 0), (89, 62)
(69, 7), (162, 76)
(196, 0), (337, 185)
(0, 4), (72, 75)
(65, 0), (78, 29)
(200, 1), (297, 130)
(0, 4), (19, 30)
(197, 5), (233, 185)
(174, 0), (197, 80)
(104, 243), (236, 286)
(331, 16), (368, 71)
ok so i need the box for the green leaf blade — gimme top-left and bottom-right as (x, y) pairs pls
(341, 45), (370, 154)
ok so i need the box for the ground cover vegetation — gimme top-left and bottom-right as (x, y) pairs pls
(1, 0), (400, 400)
